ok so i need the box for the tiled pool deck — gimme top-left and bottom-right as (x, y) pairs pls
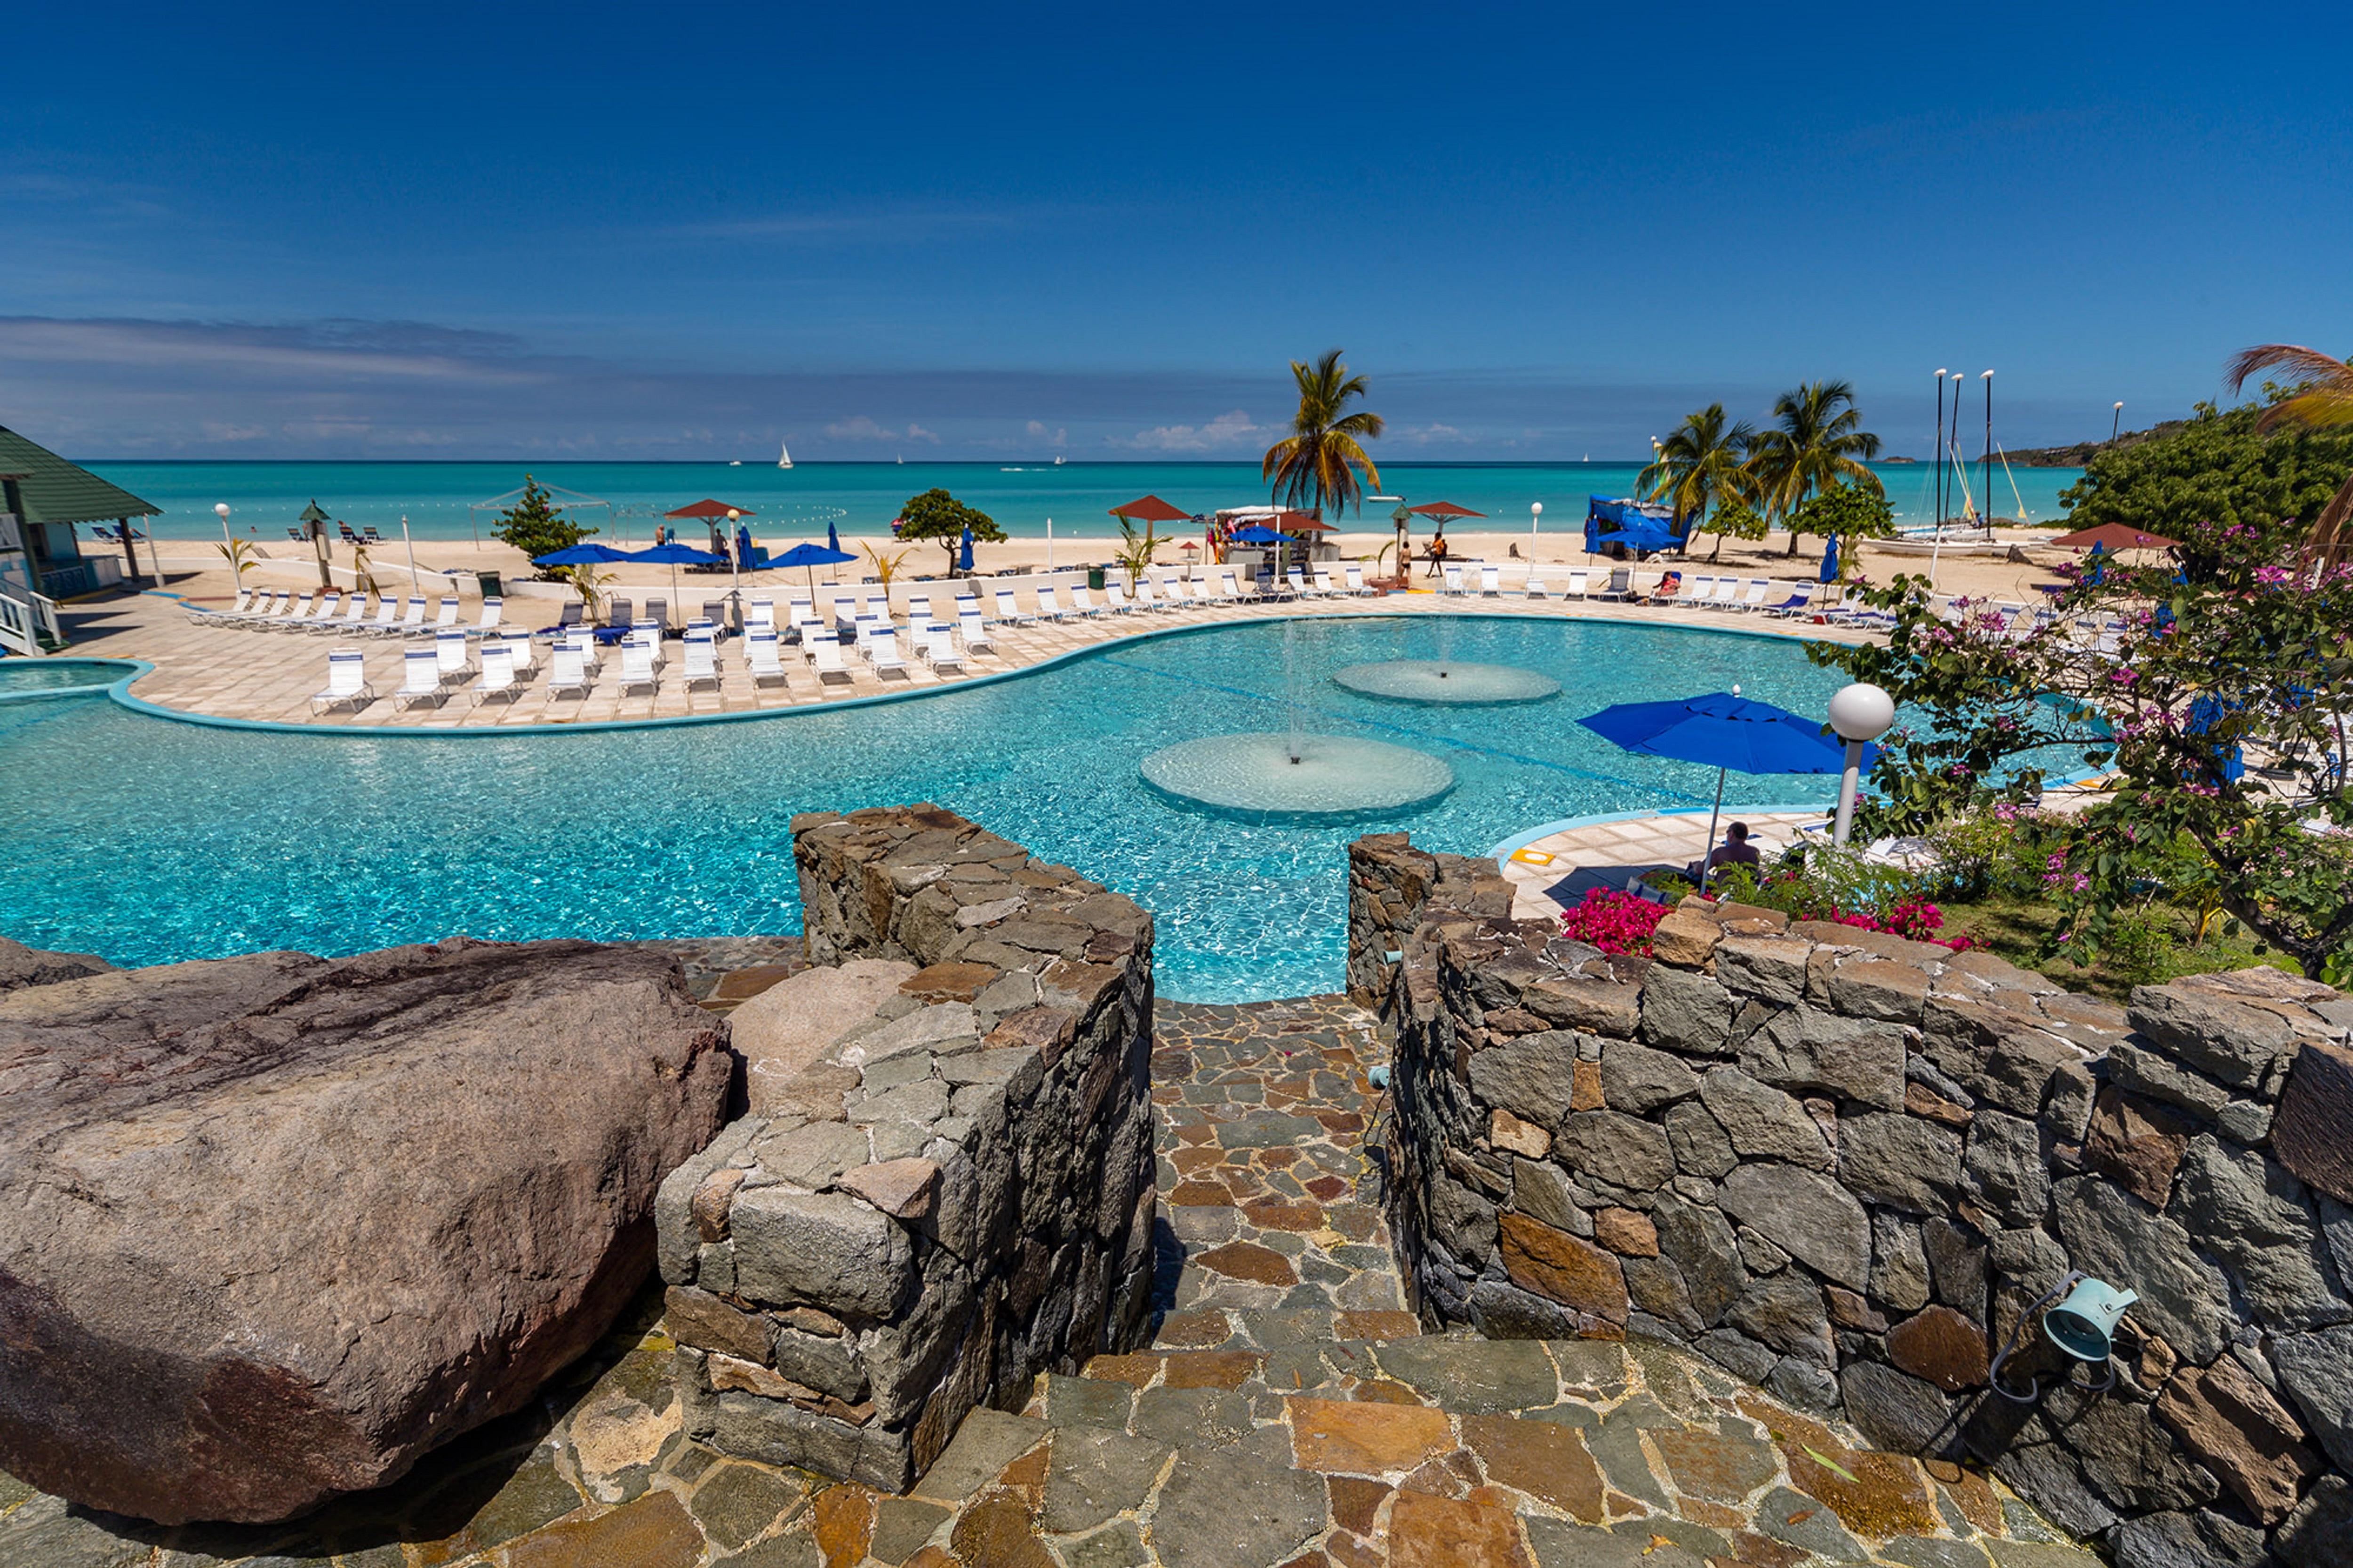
(54, 576), (1876, 732)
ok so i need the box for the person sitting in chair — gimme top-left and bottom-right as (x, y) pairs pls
(1685, 822), (1761, 886)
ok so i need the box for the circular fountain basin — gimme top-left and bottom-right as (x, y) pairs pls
(1331, 659), (1561, 705)
(1141, 732), (1455, 820)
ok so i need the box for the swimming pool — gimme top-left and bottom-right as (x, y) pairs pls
(0, 658), (138, 702)
(0, 617), (1858, 1000)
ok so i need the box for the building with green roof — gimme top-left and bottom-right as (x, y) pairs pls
(0, 424), (162, 600)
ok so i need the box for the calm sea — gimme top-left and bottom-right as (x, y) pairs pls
(88, 459), (2086, 544)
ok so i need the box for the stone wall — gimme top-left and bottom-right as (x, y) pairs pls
(655, 806), (1158, 1491)
(1354, 832), (2353, 1568)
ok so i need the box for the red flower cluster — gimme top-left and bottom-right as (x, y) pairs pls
(1817, 898), (1975, 950)
(1561, 888), (1671, 955)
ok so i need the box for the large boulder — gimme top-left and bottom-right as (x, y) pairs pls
(0, 937), (733, 1525)
(0, 935), (114, 992)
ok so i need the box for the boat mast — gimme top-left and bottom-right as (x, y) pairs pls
(1981, 370), (1994, 539)
(1934, 369), (1947, 528)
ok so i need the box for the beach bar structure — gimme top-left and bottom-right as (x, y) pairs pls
(1583, 494), (1687, 560)
(0, 425), (162, 598)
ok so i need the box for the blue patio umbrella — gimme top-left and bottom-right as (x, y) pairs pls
(1819, 534), (1841, 584)
(627, 541), (725, 604)
(958, 524), (975, 572)
(772, 540), (859, 595)
(532, 542), (633, 567)
(1232, 525), (1288, 545)
(1579, 690), (1874, 888)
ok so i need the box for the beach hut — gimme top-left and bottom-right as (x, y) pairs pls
(0, 424), (161, 614)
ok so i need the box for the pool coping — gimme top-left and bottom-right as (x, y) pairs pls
(96, 603), (1869, 740)
(1488, 803), (1836, 864)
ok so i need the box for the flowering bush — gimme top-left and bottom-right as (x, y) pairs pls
(1562, 889), (1670, 955)
(1714, 865), (1973, 949)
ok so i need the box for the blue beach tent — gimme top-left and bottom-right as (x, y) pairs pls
(1584, 496), (1687, 559)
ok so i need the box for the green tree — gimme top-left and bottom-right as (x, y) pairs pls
(2057, 398), (2353, 556)
(1639, 404), (1757, 560)
(1703, 496), (1771, 559)
(1262, 349), (1385, 517)
(2226, 344), (2353, 562)
(1112, 518), (1166, 586)
(1809, 512), (2353, 980)
(1785, 481), (1897, 566)
(897, 488), (1005, 573)
(1747, 381), (1884, 555)
(492, 475), (596, 569)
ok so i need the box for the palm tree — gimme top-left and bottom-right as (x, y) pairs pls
(1639, 404), (1757, 561)
(2225, 344), (2353, 561)
(1262, 350), (1385, 517)
(1747, 380), (1885, 555)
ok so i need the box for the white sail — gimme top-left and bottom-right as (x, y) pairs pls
(778, 441), (793, 470)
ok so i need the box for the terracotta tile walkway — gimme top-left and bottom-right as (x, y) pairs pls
(55, 579), (1875, 731)
(0, 995), (2091, 1568)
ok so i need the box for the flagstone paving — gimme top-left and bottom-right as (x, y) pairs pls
(0, 993), (2095, 1568)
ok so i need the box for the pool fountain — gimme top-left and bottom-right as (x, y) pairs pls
(1330, 616), (1561, 704)
(1140, 620), (1455, 819)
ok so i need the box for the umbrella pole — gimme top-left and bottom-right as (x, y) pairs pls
(1699, 766), (1727, 894)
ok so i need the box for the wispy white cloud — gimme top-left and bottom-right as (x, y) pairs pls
(823, 415), (940, 444)
(1109, 409), (1267, 453)
(1399, 422), (1471, 446)
(1025, 419), (1068, 448)
(665, 207), (1021, 243)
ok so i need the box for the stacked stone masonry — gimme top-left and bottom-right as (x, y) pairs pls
(1351, 831), (2353, 1568)
(656, 806), (1159, 1492)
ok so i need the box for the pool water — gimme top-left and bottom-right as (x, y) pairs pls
(0, 617), (1861, 1001)
(0, 658), (136, 696)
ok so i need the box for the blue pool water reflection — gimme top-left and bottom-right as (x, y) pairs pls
(1, 617), (1863, 1000)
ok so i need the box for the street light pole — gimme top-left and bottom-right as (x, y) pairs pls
(1530, 501), (1542, 561)
(401, 514), (418, 593)
(215, 503), (237, 587)
(2111, 401), (2124, 445)
(1828, 682), (1897, 847)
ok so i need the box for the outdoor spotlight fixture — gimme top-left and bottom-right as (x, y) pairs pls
(1826, 681), (1895, 846)
(215, 503), (238, 585)
(1989, 1270), (2140, 1402)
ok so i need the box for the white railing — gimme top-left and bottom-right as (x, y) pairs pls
(0, 587), (64, 656)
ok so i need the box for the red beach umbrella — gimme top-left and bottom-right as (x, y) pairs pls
(1408, 501), (1485, 521)
(2049, 523), (2180, 552)
(1110, 495), (1191, 523)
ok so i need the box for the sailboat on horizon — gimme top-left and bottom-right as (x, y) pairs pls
(778, 441), (793, 470)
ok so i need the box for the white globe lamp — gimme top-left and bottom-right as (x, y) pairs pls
(214, 503), (238, 584)
(1827, 682), (1896, 846)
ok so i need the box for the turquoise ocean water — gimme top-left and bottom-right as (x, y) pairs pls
(89, 460), (2084, 544)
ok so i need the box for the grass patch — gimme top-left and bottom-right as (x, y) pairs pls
(1940, 893), (2296, 1004)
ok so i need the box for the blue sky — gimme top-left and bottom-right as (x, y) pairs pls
(4, 1), (2348, 459)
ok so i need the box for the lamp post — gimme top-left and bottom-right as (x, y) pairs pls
(2111, 402), (2124, 445)
(1828, 682), (1896, 847)
(1530, 501), (1542, 560)
(215, 503), (237, 587)
(1934, 370), (1948, 528)
(726, 508), (743, 627)
(400, 514), (418, 594)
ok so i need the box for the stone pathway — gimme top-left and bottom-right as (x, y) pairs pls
(0, 996), (2095, 1568)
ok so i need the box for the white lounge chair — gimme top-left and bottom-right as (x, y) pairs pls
(1737, 578), (1771, 611)
(746, 594), (777, 633)
(1594, 567), (1634, 600)
(472, 642), (523, 704)
(430, 629), (468, 684)
(1285, 567), (1313, 598)
(809, 633), (853, 684)
(918, 623), (962, 672)
(1102, 581), (1134, 614)
(1311, 568), (1340, 597)
(1681, 574), (1715, 607)
(1156, 576), (1188, 608)
(1343, 564), (1373, 596)
(993, 588), (1034, 624)
(747, 630), (790, 688)
(684, 632), (720, 691)
(957, 609), (994, 653)
(906, 594), (934, 626)
(329, 593), (373, 633)
(272, 592), (316, 630)
(547, 641), (593, 699)
(1220, 569), (1248, 601)
(1524, 571), (1550, 599)
(392, 648), (446, 709)
(1565, 569), (1590, 599)
(1069, 585), (1103, 616)
(1479, 565), (1501, 596)
(468, 597), (504, 637)
(867, 625), (910, 677)
(227, 589), (278, 625)
(390, 595), (429, 635)
(619, 635), (659, 696)
(1036, 585), (1075, 621)
(310, 649), (375, 713)
(428, 595), (461, 632)
(563, 628), (602, 672)
(195, 588), (256, 624)
(499, 628), (536, 677)
(1441, 564), (1465, 597)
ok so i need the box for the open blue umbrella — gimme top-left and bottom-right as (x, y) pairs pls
(1579, 690), (1873, 888)
(958, 524), (974, 572)
(532, 542), (633, 567)
(772, 540), (859, 595)
(1232, 525), (1288, 545)
(626, 540), (725, 604)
